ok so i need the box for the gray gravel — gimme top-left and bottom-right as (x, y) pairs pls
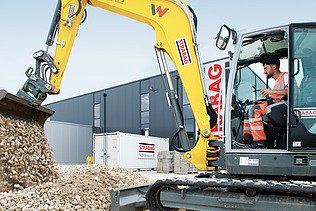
(0, 115), (149, 210)
(0, 165), (149, 210)
(0, 115), (58, 192)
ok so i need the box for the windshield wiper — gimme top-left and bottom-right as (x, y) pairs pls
(243, 31), (286, 46)
(242, 34), (267, 46)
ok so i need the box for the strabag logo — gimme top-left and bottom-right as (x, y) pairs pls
(68, 4), (76, 18)
(138, 143), (155, 159)
(301, 110), (316, 117)
(175, 37), (192, 66)
(139, 144), (155, 151)
(207, 63), (223, 137)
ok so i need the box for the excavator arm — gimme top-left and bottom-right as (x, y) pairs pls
(17, 0), (219, 170)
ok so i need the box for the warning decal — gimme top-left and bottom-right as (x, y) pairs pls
(239, 157), (259, 166)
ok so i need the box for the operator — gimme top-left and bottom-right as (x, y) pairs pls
(243, 57), (288, 148)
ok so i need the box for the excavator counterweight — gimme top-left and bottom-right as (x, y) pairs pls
(0, 89), (54, 127)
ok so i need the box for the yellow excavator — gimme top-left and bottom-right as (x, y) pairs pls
(1, 0), (316, 210)
(2, 0), (216, 170)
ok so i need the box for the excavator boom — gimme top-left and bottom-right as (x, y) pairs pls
(0, 0), (212, 135)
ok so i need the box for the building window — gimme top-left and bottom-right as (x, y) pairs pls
(94, 103), (101, 128)
(141, 93), (149, 131)
(182, 88), (195, 140)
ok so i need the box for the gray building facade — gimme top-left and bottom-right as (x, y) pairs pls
(45, 121), (93, 164)
(46, 71), (195, 150)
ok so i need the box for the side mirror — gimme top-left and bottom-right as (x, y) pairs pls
(216, 25), (231, 50)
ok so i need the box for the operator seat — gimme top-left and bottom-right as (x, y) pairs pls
(262, 101), (287, 149)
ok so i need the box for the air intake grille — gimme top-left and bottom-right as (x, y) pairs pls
(293, 156), (308, 166)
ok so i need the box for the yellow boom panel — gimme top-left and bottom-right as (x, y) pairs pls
(50, 0), (217, 170)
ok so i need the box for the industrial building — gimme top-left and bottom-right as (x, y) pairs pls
(45, 71), (196, 164)
(47, 71), (194, 138)
(44, 58), (231, 164)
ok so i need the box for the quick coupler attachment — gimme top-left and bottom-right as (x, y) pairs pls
(17, 68), (54, 106)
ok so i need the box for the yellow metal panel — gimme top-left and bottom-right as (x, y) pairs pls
(50, 0), (88, 93)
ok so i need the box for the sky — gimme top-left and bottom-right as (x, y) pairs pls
(1, 0), (316, 104)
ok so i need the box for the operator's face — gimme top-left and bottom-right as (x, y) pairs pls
(263, 64), (274, 79)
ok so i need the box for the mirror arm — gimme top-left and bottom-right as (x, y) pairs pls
(232, 29), (238, 44)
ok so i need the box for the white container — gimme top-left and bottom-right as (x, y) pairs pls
(93, 132), (169, 169)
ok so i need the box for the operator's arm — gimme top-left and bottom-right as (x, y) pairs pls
(273, 89), (288, 96)
(260, 88), (288, 97)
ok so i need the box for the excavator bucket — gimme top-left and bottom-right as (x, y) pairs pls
(0, 89), (54, 127)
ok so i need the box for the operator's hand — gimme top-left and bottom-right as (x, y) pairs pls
(259, 88), (272, 97)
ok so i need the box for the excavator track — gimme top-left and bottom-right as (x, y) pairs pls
(146, 176), (316, 211)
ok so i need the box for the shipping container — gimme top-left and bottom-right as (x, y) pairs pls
(93, 132), (169, 169)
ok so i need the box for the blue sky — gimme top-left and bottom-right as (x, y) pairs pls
(1, 0), (316, 103)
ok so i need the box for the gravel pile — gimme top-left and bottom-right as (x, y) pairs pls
(0, 114), (58, 192)
(0, 114), (149, 210)
(0, 165), (149, 210)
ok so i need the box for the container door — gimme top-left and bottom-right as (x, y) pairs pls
(93, 135), (106, 164)
(289, 23), (316, 150)
(106, 135), (119, 167)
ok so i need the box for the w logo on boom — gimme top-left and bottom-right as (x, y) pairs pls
(151, 4), (169, 17)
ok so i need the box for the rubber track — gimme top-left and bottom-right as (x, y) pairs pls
(146, 177), (316, 210)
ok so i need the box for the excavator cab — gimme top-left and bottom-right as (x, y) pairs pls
(227, 28), (289, 150)
(218, 23), (316, 178)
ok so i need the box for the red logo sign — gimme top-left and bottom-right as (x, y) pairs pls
(175, 37), (192, 66)
(301, 110), (316, 117)
(139, 143), (155, 151)
(208, 64), (223, 137)
(68, 4), (76, 18)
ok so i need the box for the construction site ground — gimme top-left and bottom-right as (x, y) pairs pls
(137, 169), (200, 182)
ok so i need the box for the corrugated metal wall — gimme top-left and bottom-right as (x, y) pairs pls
(48, 94), (93, 125)
(103, 82), (141, 134)
(45, 121), (93, 164)
(149, 74), (180, 140)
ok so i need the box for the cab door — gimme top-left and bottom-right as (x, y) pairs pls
(289, 23), (316, 150)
